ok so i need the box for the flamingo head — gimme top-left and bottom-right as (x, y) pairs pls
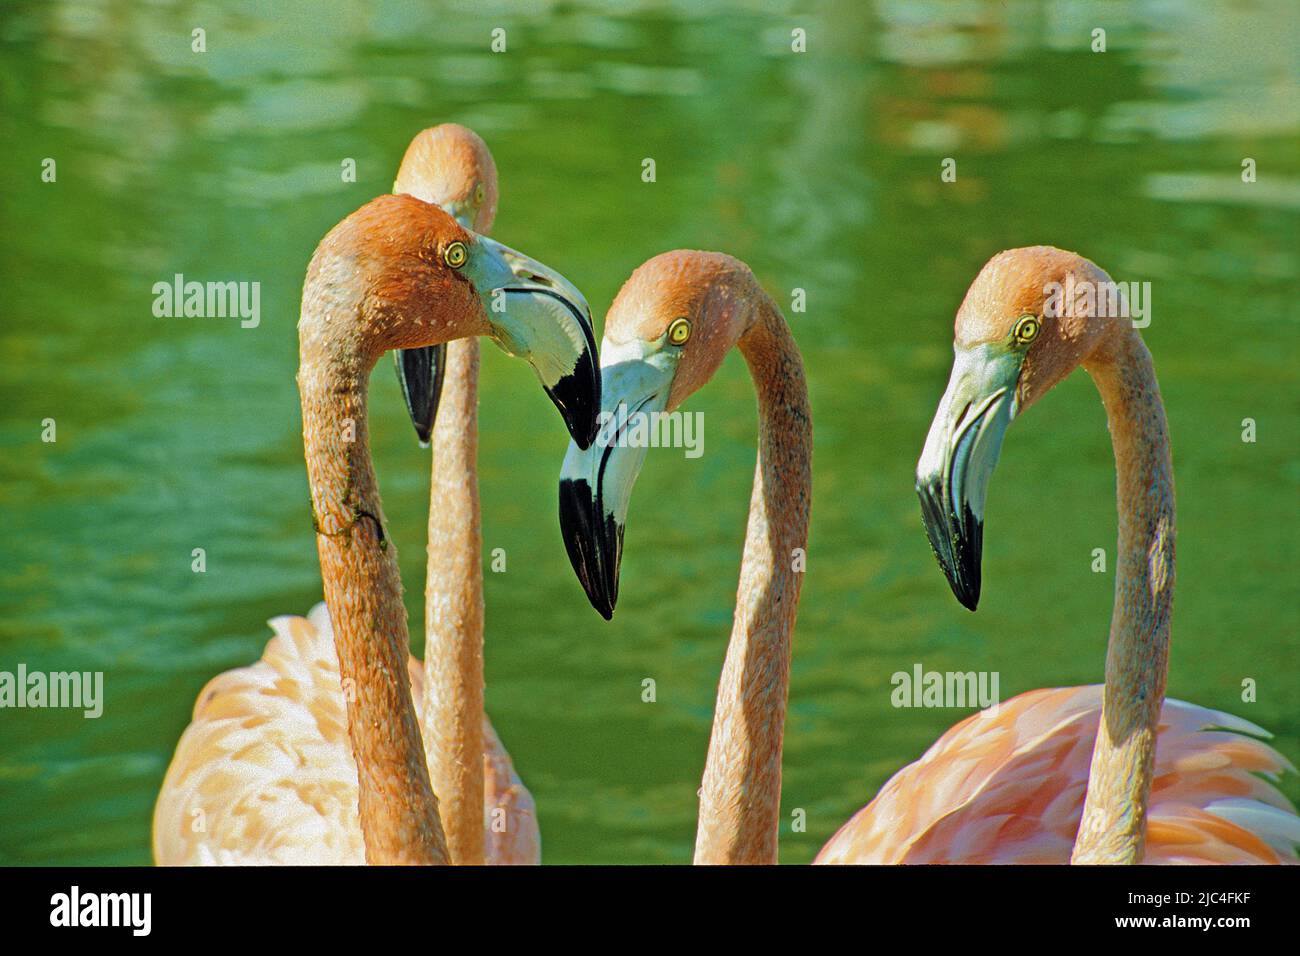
(916, 245), (1120, 609)
(558, 250), (761, 619)
(305, 193), (599, 448)
(394, 123), (499, 232)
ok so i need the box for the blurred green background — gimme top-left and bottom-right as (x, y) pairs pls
(0, 0), (1296, 864)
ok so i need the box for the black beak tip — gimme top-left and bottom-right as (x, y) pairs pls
(916, 476), (984, 612)
(954, 579), (981, 612)
(559, 477), (619, 618)
(548, 349), (601, 450)
(394, 345), (445, 448)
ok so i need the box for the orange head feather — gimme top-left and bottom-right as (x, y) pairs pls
(956, 245), (1124, 413)
(301, 193), (486, 362)
(603, 250), (767, 411)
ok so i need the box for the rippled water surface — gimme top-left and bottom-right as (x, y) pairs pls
(1, 1), (1296, 864)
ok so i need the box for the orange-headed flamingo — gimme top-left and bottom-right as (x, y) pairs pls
(828, 247), (1299, 863)
(560, 251), (811, 863)
(153, 188), (598, 864)
(390, 124), (540, 865)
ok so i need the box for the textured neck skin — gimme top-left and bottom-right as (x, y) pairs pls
(298, 331), (450, 865)
(694, 293), (812, 865)
(422, 337), (486, 865)
(1071, 327), (1175, 864)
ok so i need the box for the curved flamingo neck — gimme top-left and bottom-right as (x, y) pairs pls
(421, 337), (486, 865)
(694, 293), (812, 865)
(299, 316), (449, 865)
(1071, 328), (1175, 864)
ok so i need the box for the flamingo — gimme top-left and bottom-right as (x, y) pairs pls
(559, 247), (1298, 865)
(828, 247), (1299, 864)
(388, 124), (541, 865)
(559, 250), (811, 863)
(166, 124), (544, 865)
(152, 188), (599, 864)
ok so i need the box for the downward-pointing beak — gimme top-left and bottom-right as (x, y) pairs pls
(473, 237), (601, 449)
(915, 345), (1022, 610)
(393, 344), (446, 446)
(558, 463), (621, 620)
(558, 343), (678, 618)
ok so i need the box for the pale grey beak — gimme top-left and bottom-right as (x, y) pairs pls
(916, 344), (1023, 610)
(558, 340), (679, 619)
(470, 236), (601, 450)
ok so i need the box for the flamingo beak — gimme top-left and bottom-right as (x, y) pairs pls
(915, 344), (1022, 610)
(558, 341), (678, 619)
(469, 237), (601, 450)
(393, 344), (446, 447)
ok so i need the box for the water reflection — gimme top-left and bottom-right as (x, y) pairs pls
(0, 0), (1295, 865)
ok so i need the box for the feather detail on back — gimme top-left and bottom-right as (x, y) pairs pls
(154, 604), (540, 865)
(814, 686), (1298, 865)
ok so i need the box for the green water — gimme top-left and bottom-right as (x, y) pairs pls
(1, 1), (1296, 865)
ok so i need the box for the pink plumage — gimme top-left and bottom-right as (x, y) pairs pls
(153, 604), (540, 865)
(815, 686), (1299, 864)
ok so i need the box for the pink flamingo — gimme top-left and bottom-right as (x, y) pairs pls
(389, 124), (541, 864)
(153, 164), (597, 863)
(820, 246), (1299, 864)
(560, 250), (809, 863)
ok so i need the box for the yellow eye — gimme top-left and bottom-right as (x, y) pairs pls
(1013, 314), (1040, 345)
(667, 317), (691, 345)
(473, 183), (485, 205)
(444, 241), (468, 269)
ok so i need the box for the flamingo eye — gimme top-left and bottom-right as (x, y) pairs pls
(1012, 314), (1040, 345)
(443, 241), (468, 269)
(667, 317), (691, 346)
(473, 183), (485, 205)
